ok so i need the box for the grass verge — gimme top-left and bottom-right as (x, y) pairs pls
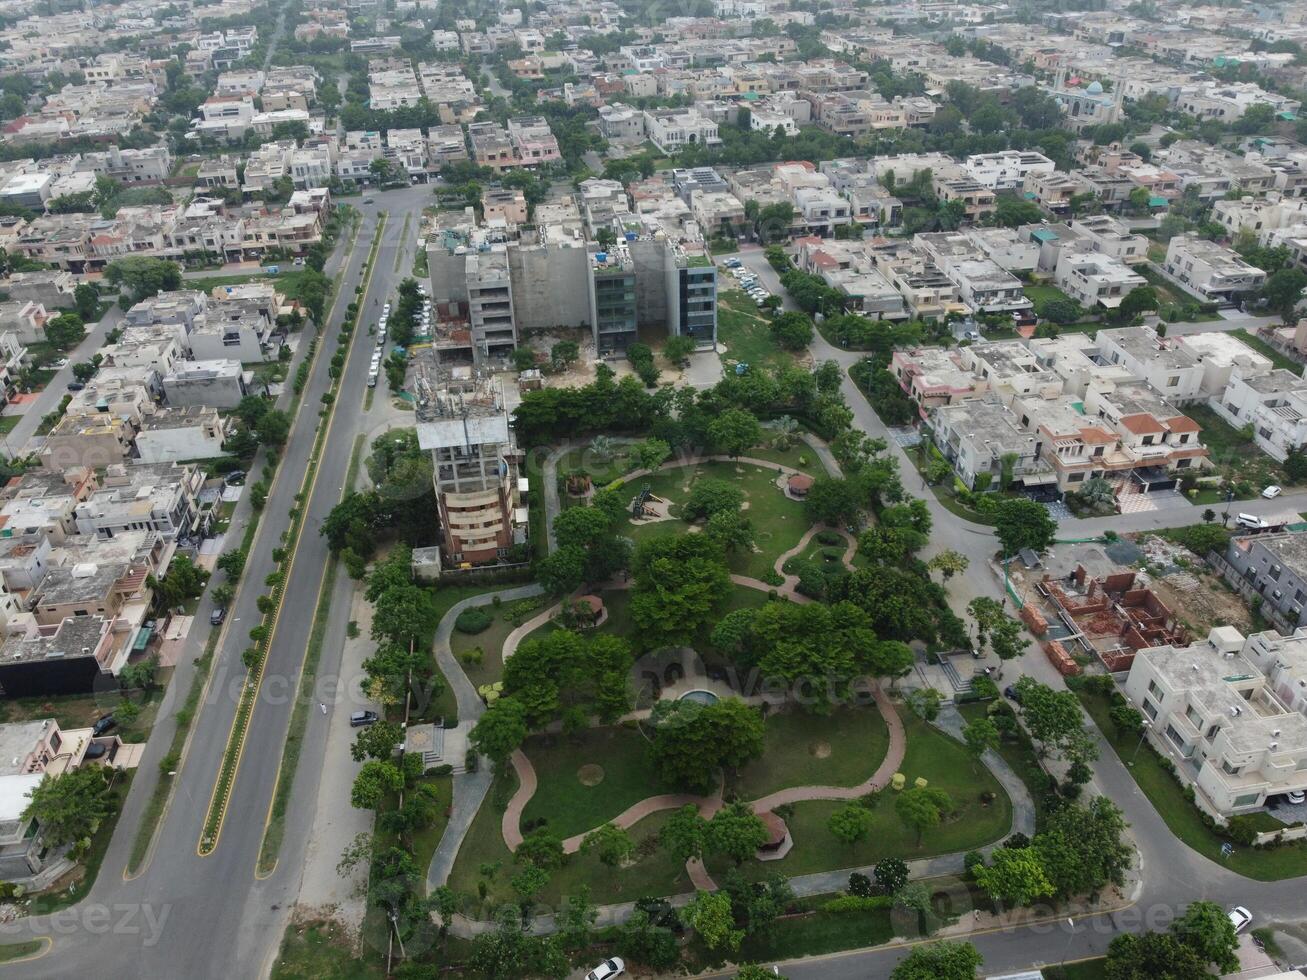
(1073, 680), (1307, 880)
(0, 940), (42, 963)
(394, 212), (411, 273)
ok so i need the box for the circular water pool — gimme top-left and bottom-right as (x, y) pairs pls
(678, 689), (720, 706)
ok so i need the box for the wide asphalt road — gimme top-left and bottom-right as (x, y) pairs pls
(2, 184), (432, 979)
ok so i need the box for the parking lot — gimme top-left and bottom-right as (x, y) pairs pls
(721, 254), (774, 309)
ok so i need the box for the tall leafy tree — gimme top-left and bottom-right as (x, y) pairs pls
(23, 766), (114, 845)
(629, 533), (731, 648)
(649, 698), (764, 791)
(890, 940), (983, 980)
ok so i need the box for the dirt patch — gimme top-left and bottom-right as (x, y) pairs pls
(810, 741), (832, 759)
(1144, 567), (1253, 635)
(577, 764), (605, 787)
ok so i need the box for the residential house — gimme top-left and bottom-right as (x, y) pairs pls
(1124, 625), (1307, 818)
(1164, 236), (1268, 303)
(133, 406), (228, 463)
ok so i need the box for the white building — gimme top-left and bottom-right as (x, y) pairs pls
(133, 406), (229, 463)
(1210, 368), (1307, 462)
(1097, 326), (1206, 401)
(1125, 626), (1307, 819)
(642, 108), (720, 154)
(963, 150), (1056, 191)
(1163, 236), (1268, 303)
(1054, 247), (1147, 310)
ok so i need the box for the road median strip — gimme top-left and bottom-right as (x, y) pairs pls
(198, 214), (386, 856)
(255, 433), (364, 875)
(126, 210), (365, 876)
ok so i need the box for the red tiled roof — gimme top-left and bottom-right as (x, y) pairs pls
(1120, 413), (1163, 435)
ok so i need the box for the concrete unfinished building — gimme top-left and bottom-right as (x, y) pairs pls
(1035, 564), (1186, 674)
(427, 226), (717, 361)
(413, 358), (527, 566)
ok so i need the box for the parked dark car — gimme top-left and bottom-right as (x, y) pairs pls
(224, 470), (246, 486)
(210, 607), (226, 626)
(92, 713), (116, 736)
(84, 741), (108, 760)
(350, 710), (379, 727)
(1004, 685), (1021, 703)
(66, 381), (85, 391)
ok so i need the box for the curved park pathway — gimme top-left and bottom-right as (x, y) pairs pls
(501, 684), (907, 895)
(430, 431), (1037, 936)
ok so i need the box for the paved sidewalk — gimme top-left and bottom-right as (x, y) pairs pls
(294, 590), (376, 938)
(425, 584), (543, 894)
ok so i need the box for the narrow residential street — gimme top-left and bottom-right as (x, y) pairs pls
(729, 243), (1307, 977)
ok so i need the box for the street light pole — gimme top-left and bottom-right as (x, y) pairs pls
(1131, 719), (1152, 763)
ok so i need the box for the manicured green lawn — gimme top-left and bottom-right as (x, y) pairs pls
(1232, 328), (1303, 377)
(1043, 958), (1108, 980)
(626, 459), (812, 580)
(959, 702), (1053, 831)
(1024, 284), (1075, 314)
(410, 775), (453, 879)
(448, 768), (693, 910)
(730, 898), (893, 961)
(715, 714), (1012, 881)
(731, 706), (890, 800)
(744, 440), (821, 472)
(1074, 683), (1307, 880)
(716, 289), (795, 372)
(556, 447), (634, 487)
(450, 602), (521, 690)
(520, 725), (672, 839)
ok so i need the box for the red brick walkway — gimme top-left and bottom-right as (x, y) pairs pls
(501, 685), (906, 892)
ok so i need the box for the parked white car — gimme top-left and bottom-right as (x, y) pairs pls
(1229, 906), (1252, 933)
(584, 958), (625, 980)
